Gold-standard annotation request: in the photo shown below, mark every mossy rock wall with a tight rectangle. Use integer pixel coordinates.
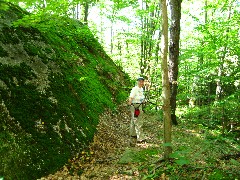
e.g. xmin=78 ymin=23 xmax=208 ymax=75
xmin=0 ymin=2 xmax=130 ymax=179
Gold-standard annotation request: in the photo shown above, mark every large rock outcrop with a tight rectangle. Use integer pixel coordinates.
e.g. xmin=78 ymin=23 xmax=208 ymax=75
xmin=0 ymin=1 xmax=129 ymax=179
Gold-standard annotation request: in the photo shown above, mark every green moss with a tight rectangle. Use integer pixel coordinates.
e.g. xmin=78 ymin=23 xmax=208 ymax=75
xmin=23 ymin=43 xmax=39 ymax=56
xmin=1 ymin=27 xmax=20 ymax=44
xmin=0 ymin=45 xmax=8 ymax=57
xmin=116 ymin=90 xmax=128 ymax=103
xmin=16 ymin=26 xmax=45 ymax=42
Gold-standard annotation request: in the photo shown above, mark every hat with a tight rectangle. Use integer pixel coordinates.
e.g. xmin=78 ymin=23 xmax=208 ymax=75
xmin=137 ymin=77 xmax=145 ymax=81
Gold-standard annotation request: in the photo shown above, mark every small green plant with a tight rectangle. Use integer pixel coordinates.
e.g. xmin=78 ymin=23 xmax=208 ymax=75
xmin=169 ymin=150 xmax=190 ymax=166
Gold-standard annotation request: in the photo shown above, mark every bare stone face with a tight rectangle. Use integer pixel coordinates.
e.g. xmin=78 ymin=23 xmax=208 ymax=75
xmin=0 ymin=40 xmax=61 ymax=94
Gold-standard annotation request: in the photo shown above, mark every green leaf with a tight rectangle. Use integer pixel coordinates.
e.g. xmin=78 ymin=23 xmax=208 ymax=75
xmin=163 ymin=142 xmax=172 ymax=147
xmin=169 ymin=152 xmax=180 ymax=158
xmin=230 ymin=159 xmax=240 ymax=166
xmin=175 ymin=158 xmax=190 ymax=166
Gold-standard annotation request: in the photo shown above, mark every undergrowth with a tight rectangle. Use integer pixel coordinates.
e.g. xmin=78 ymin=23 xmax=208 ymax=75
xmin=136 ymin=104 xmax=240 ymax=179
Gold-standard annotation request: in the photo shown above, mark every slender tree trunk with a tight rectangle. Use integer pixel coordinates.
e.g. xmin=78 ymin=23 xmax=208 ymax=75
xmin=215 ymin=4 xmax=232 ymax=101
xmin=76 ymin=4 xmax=79 ymax=19
xmin=215 ymin=4 xmax=232 ymax=134
xmin=140 ymin=1 xmax=157 ymax=76
xmin=110 ymin=22 xmax=114 ymax=54
xmin=80 ymin=1 xmax=89 ymax=24
xmin=126 ymin=40 xmax=129 ymax=54
xmin=72 ymin=6 xmax=75 ymax=18
xmin=84 ymin=2 xmax=89 ymax=23
xmin=110 ymin=6 xmax=116 ymax=54
xmin=141 ymin=38 xmax=144 ymax=74
xmin=205 ymin=0 xmax=208 ymax=23
xmin=161 ymin=0 xmax=172 ymax=159
xmin=100 ymin=11 xmax=104 ymax=44
xmin=80 ymin=3 xmax=84 ymax=21
xmin=169 ymin=0 xmax=182 ymax=125
xmin=118 ymin=41 xmax=122 ymax=56
xmin=43 ymin=0 xmax=47 ymax=8
xmin=140 ymin=0 xmax=144 ymax=74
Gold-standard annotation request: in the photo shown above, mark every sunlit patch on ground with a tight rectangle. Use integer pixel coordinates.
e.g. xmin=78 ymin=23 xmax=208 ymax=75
xmin=136 ymin=142 xmax=158 ymax=149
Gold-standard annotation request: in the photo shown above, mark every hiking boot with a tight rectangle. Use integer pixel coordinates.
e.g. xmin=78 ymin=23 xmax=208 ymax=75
xmin=137 ymin=139 xmax=146 ymax=143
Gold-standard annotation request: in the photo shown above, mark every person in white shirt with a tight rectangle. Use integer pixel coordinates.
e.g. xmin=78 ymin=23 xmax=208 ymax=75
xmin=128 ymin=77 xmax=145 ymax=143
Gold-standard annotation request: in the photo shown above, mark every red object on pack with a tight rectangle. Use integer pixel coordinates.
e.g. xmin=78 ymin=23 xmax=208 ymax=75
xmin=134 ymin=108 xmax=140 ymax=117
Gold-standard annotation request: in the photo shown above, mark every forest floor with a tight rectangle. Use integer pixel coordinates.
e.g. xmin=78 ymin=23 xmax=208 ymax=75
xmin=40 ymin=105 xmax=240 ymax=180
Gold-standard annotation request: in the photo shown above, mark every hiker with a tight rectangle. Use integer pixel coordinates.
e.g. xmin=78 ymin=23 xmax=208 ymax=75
xmin=128 ymin=77 xmax=146 ymax=143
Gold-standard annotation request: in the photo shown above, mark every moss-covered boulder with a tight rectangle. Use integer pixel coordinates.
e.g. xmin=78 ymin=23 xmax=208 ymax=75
xmin=0 ymin=1 xmax=129 ymax=179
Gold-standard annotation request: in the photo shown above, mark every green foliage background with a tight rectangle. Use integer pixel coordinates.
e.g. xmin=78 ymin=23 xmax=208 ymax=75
xmin=0 ymin=1 xmax=130 ymax=179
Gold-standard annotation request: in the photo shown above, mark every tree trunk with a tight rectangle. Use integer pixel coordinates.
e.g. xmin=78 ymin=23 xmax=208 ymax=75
xmin=84 ymin=2 xmax=89 ymax=24
xmin=140 ymin=0 xmax=144 ymax=74
xmin=140 ymin=1 xmax=160 ymax=76
xmin=161 ymin=0 xmax=172 ymax=159
xmin=43 ymin=0 xmax=47 ymax=8
xmin=215 ymin=4 xmax=232 ymax=101
xmin=80 ymin=1 xmax=89 ymax=24
xmin=169 ymin=0 xmax=182 ymax=125
xmin=76 ymin=4 xmax=79 ymax=19
xmin=205 ymin=0 xmax=208 ymax=23
xmin=72 ymin=4 xmax=75 ymax=18
xmin=110 ymin=24 xmax=114 ymax=54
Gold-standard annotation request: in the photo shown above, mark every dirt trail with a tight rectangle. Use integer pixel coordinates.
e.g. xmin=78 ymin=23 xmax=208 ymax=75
xmin=40 ymin=105 xmax=163 ymax=180
xmin=39 ymin=105 xmax=240 ymax=179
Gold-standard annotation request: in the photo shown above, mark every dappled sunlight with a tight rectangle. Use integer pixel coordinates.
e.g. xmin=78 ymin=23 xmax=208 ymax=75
xmin=1 ymin=0 xmax=239 ymax=179
xmin=183 ymin=129 xmax=204 ymax=139
xmin=136 ymin=142 xmax=158 ymax=149
xmin=110 ymin=174 xmax=136 ymax=179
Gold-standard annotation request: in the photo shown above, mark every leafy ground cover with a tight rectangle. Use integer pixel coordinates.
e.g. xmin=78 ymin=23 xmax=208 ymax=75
xmin=39 ymin=105 xmax=240 ymax=180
